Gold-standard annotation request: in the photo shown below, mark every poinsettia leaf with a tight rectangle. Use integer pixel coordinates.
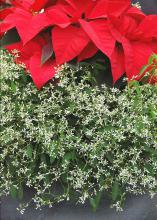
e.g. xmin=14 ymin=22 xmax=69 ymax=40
xmin=110 ymin=46 xmax=125 ymax=83
xmin=46 ymin=8 xmax=70 ymax=28
xmin=126 ymin=7 xmax=145 ymax=21
xmin=0 ymin=28 xmax=21 ymax=49
xmin=88 ymin=0 xmax=107 ymax=19
xmin=2 ymin=8 xmax=59 ymax=45
xmin=12 ymin=0 xmax=32 ymax=9
xmin=107 ymin=0 xmax=130 ymax=17
xmin=139 ymin=15 xmax=157 ymax=38
xmin=52 ymin=26 xmax=90 ymax=64
xmin=41 ymin=41 xmax=53 ymax=65
xmin=129 ymin=42 xmax=153 ymax=79
xmin=15 ymin=10 xmax=52 ymax=45
xmin=29 ymin=54 xmax=57 ymax=89
xmin=78 ymin=42 xmax=98 ymax=62
xmin=30 ymin=0 xmax=49 ymax=12
xmin=79 ymin=19 xmax=115 ymax=58
xmin=0 ymin=7 xmax=13 ymax=20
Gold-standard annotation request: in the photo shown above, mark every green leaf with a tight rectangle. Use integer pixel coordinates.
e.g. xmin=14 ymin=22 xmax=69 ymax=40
xmin=129 ymin=80 xmax=140 ymax=88
xmin=26 ymin=146 xmax=33 ymax=159
xmin=61 ymin=173 xmax=68 ymax=183
xmin=135 ymin=120 xmax=144 ymax=132
xmin=10 ymin=186 xmax=18 ymax=199
xmin=106 ymin=153 xmax=114 ymax=163
xmin=148 ymin=105 xmax=157 ymax=119
xmin=148 ymin=53 xmax=157 ymax=64
xmin=10 ymin=81 xmax=17 ymax=92
xmin=145 ymin=164 xmax=154 ymax=175
xmin=18 ymin=185 xmax=24 ymax=201
xmin=41 ymin=42 xmax=53 ymax=65
xmin=139 ymin=64 xmax=149 ymax=75
xmin=41 ymin=154 xmax=47 ymax=164
xmin=63 ymin=152 xmax=76 ymax=162
xmin=90 ymin=191 xmax=102 ymax=212
xmin=50 ymin=155 xmax=56 ymax=164
xmin=0 ymin=29 xmax=21 ymax=49
xmin=61 ymin=152 xmax=76 ymax=170
xmin=144 ymin=146 xmax=157 ymax=156
xmin=111 ymin=181 xmax=120 ymax=202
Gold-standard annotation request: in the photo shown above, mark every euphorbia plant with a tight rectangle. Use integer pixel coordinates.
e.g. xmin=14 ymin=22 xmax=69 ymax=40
xmin=0 ymin=0 xmax=157 ymax=88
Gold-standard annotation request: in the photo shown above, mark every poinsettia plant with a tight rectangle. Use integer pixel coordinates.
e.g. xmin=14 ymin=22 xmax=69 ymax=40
xmin=0 ymin=0 xmax=157 ymax=89
xmin=130 ymin=53 xmax=157 ymax=85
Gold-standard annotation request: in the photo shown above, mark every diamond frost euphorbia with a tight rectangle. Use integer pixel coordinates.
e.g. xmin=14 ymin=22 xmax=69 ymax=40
xmin=0 ymin=0 xmax=157 ymax=89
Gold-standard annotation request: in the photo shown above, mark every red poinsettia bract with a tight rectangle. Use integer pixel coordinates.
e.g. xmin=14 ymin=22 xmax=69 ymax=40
xmin=6 ymin=33 xmax=57 ymax=89
xmin=0 ymin=0 xmax=157 ymax=89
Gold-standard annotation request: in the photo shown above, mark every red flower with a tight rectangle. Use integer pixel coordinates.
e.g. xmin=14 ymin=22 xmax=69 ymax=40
xmin=6 ymin=34 xmax=57 ymax=89
xmin=80 ymin=1 xmax=157 ymax=82
xmin=107 ymin=7 xmax=157 ymax=82
xmin=0 ymin=0 xmax=68 ymax=44
xmin=50 ymin=0 xmax=123 ymax=64
xmin=1 ymin=0 xmax=157 ymax=89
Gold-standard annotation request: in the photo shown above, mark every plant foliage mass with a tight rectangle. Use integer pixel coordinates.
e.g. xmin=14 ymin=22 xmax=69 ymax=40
xmin=0 ymin=51 xmax=157 ymax=212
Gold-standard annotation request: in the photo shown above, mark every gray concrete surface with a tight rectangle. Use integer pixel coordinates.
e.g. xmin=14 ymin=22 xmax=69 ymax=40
xmin=1 ymin=191 xmax=157 ymax=220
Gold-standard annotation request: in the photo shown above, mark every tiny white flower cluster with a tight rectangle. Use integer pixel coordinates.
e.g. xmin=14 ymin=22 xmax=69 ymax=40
xmin=132 ymin=1 xmax=141 ymax=10
xmin=0 ymin=50 xmax=157 ymax=212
